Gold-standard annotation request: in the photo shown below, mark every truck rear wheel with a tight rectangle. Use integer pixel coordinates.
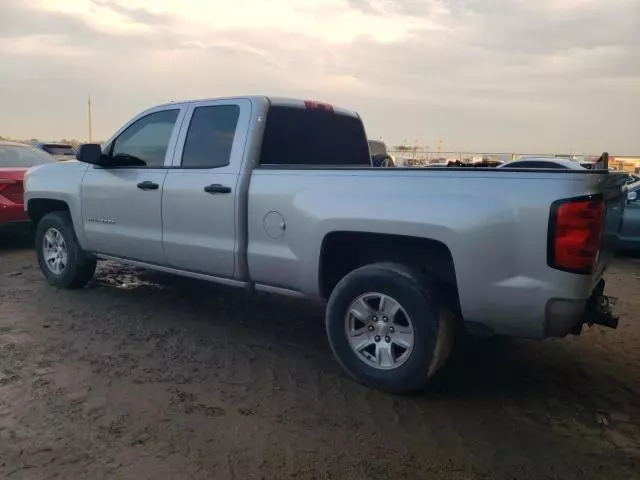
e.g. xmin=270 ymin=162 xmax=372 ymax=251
xmin=326 ymin=263 xmax=453 ymax=393
xmin=35 ymin=211 xmax=96 ymax=289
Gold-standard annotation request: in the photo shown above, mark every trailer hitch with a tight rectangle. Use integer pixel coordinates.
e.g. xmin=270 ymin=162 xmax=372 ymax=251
xmin=573 ymin=280 xmax=619 ymax=334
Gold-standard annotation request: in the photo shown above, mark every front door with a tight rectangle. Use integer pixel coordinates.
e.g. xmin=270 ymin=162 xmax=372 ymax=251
xmin=162 ymin=99 xmax=251 ymax=277
xmin=82 ymin=106 xmax=185 ymax=264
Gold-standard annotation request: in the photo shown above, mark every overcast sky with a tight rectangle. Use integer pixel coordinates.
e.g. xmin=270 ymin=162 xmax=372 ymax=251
xmin=0 ymin=0 xmax=638 ymax=154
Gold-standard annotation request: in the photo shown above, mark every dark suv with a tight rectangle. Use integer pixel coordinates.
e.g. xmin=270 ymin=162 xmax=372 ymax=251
xmin=367 ymin=140 xmax=395 ymax=167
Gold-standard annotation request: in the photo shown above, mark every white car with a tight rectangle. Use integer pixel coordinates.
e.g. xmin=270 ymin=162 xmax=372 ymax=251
xmin=625 ymin=173 xmax=640 ymax=190
xmin=624 ymin=173 xmax=640 ymax=203
xmin=498 ymin=158 xmax=587 ymax=170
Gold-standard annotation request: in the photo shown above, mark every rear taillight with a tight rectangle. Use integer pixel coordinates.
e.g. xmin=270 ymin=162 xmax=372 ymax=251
xmin=548 ymin=197 xmax=605 ymax=274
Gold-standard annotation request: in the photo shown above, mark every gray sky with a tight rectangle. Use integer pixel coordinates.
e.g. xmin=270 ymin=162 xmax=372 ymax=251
xmin=0 ymin=0 xmax=638 ymax=154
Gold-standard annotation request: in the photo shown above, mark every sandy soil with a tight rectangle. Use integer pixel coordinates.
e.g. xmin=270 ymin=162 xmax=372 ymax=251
xmin=0 ymin=234 xmax=639 ymax=479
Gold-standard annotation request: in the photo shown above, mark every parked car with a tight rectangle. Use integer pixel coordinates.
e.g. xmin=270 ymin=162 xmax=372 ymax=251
xmin=24 ymin=96 xmax=627 ymax=393
xmin=498 ymin=158 xmax=586 ymax=170
xmin=618 ymin=199 xmax=640 ymax=252
xmin=624 ymin=173 xmax=640 ymax=202
xmin=627 ymin=173 xmax=640 ymax=184
xmin=34 ymin=143 xmax=76 ymax=161
xmin=0 ymin=141 xmax=56 ymax=229
xmin=368 ymin=140 xmax=395 ymax=167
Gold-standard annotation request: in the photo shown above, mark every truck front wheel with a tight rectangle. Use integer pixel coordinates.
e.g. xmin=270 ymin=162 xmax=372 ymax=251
xmin=35 ymin=211 xmax=97 ymax=289
xmin=326 ymin=263 xmax=453 ymax=393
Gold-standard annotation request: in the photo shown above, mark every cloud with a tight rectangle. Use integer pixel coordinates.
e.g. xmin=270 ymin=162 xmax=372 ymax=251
xmin=92 ymin=0 xmax=170 ymax=25
xmin=343 ymin=0 xmax=381 ymax=14
xmin=0 ymin=0 xmax=637 ymax=154
xmin=344 ymin=0 xmax=442 ymax=17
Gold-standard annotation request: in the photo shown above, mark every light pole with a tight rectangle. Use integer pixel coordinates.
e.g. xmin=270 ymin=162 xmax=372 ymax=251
xmin=87 ymin=95 xmax=93 ymax=143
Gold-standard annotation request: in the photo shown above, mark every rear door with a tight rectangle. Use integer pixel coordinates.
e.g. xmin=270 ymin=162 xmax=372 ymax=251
xmin=161 ymin=99 xmax=251 ymax=277
xmin=81 ymin=106 xmax=186 ymax=263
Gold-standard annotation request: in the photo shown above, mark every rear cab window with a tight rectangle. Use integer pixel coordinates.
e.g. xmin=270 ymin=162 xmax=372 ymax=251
xmin=259 ymin=105 xmax=370 ymax=167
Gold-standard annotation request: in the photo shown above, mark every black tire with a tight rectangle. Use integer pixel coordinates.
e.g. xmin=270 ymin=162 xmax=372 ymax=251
xmin=326 ymin=263 xmax=453 ymax=393
xmin=35 ymin=211 xmax=97 ymax=289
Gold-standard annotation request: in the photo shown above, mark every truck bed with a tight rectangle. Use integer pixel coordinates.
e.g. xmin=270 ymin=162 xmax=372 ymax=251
xmin=246 ymin=167 xmax=626 ymax=338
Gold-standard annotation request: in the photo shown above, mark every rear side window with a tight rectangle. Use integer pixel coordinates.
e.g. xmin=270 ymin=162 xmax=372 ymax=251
xmin=181 ymin=105 xmax=240 ymax=168
xmin=260 ymin=106 xmax=370 ymax=166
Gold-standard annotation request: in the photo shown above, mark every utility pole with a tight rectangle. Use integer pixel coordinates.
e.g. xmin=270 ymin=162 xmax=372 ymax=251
xmin=87 ymin=95 xmax=93 ymax=143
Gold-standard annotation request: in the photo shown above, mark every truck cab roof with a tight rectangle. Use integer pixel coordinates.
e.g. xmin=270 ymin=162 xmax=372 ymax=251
xmin=157 ymin=96 xmax=360 ymax=118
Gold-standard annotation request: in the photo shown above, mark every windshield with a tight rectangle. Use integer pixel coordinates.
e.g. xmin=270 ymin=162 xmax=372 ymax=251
xmin=0 ymin=145 xmax=56 ymax=167
xmin=41 ymin=144 xmax=75 ymax=156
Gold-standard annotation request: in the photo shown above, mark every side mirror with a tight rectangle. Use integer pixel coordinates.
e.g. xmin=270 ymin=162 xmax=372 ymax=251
xmin=76 ymin=143 xmax=104 ymax=165
xmin=628 ymin=191 xmax=637 ymax=203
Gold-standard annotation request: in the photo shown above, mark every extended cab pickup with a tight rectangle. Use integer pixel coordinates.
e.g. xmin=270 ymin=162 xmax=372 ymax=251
xmin=24 ymin=96 xmax=627 ymax=393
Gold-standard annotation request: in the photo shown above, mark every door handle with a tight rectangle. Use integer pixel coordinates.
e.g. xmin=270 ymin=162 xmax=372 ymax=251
xmin=137 ymin=181 xmax=159 ymax=190
xmin=204 ymin=184 xmax=232 ymax=194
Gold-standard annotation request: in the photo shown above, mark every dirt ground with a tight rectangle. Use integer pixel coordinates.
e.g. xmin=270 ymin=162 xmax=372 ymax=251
xmin=0 ymin=235 xmax=639 ymax=480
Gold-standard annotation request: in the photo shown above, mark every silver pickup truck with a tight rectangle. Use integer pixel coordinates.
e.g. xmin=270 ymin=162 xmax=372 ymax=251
xmin=24 ymin=96 xmax=627 ymax=393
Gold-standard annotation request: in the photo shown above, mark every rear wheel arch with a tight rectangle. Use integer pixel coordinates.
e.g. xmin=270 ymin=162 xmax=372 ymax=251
xmin=318 ymin=231 xmax=461 ymax=317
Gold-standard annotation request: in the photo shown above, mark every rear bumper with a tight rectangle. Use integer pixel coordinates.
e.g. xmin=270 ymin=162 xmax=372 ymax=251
xmin=545 ymin=279 xmax=617 ymax=337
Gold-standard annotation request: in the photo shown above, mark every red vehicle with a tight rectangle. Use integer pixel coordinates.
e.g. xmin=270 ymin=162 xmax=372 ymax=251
xmin=0 ymin=141 xmax=56 ymax=228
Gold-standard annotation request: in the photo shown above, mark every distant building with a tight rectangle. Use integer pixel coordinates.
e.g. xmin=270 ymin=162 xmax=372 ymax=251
xmin=610 ymin=156 xmax=640 ymax=173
